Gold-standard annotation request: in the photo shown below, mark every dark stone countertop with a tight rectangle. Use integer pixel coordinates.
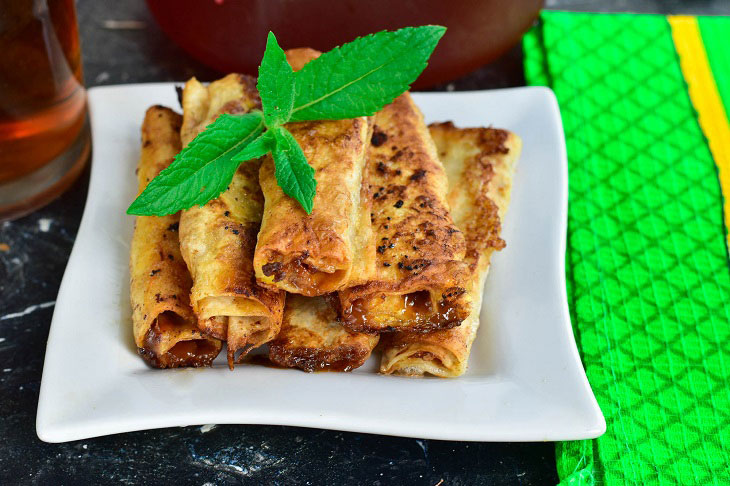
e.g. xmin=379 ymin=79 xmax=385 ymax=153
xmin=1 ymin=0 xmax=727 ymax=484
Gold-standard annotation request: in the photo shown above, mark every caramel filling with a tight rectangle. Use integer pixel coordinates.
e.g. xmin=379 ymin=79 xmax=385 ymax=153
xmin=140 ymin=311 xmax=220 ymax=368
xmin=345 ymin=290 xmax=462 ymax=332
xmin=165 ymin=339 xmax=219 ymax=365
xmin=262 ymin=253 xmax=347 ymax=295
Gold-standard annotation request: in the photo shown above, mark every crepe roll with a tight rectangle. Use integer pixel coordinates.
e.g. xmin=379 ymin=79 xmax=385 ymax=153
xmin=253 ymin=49 xmax=375 ymax=296
xmin=130 ymin=105 xmax=222 ymax=368
xmin=179 ymin=74 xmax=261 ymax=146
xmin=178 ymin=75 xmax=285 ymax=369
xmin=338 ymin=94 xmax=473 ymax=334
xmin=268 ymin=294 xmax=379 ymax=372
xmin=380 ymin=122 xmax=521 ymax=377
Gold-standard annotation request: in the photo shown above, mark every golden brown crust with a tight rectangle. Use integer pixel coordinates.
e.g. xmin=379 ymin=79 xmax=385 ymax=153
xmin=130 ymin=106 xmax=222 ymax=368
xmin=434 ymin=122 xmax=513 ymax=263
xmin=255 ymin=117 xmax=374 ymax=295
xmin=178 ymin=76 xmax=284 ymax=369
xmin=254 ymin=49 xmax=375 ymax=296
xmin=338 ymin=94 xmax=472 ymax=333
xmin=380 ymin=122 xmax=521 ymax=377
xmin=268 ymin=294 xmax=379 ymax=372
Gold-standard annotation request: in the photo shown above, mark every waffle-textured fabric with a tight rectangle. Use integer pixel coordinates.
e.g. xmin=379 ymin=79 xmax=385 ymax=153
xmin=523 ymin=11 xmax=730 ymax=485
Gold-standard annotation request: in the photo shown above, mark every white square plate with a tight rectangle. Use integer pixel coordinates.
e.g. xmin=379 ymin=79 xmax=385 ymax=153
xmin=37 ymin=84 xmax=605 ymax=443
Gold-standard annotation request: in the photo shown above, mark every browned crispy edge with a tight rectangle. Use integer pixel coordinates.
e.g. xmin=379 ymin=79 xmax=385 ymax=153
xmin=255 ymin=117 xmax=371 ymax=295
xmin=268 ymin=294 xmax=377 ymax=372
xmin=432 ymin=121 xmax=509 ymax=266
xmin=138 ymin=338 xmax=221 ymax=368
xmin=268 ymin=340 xmax=375 ymax=372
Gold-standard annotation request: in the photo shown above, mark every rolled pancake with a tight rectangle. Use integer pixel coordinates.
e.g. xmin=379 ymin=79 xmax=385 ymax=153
xmin=130 ymin=105 xmax=222 ymax=368
xmin=254 ymin=49 xmax=375 ymax=296
xmin=338 ymin=94 xmax=472 ymax=334
xmin=261 ymin=49 xmax=379 ymax=372
xmin=268 ymin=294 xmax=379 ymax=372
xmin=178 ymin=74 xmax=285 ymax=369
xmin=380 ymin=122 xmax=521 ymax=377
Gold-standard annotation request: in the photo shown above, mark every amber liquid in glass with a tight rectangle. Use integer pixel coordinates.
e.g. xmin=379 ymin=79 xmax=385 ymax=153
xmin=0 ymin=0 xmax=86 ymax=183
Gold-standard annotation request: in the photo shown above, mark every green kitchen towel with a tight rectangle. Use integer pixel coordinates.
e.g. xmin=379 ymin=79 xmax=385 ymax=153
xmin=523 ymin=11 xmax=730 ymax=485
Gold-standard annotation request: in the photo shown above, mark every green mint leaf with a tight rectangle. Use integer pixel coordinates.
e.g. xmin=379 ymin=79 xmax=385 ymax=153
xmin=231 ymin=130 xmax=274 ymax=162
xmin=271 ymin=126 xmax=316 ymax=214
xmin=127 ymin=112 xmax=264 ymax=216
xmin=289 ymin=25 xmax=445 ymax=122
xmin=258 ymin=31 xmax=295 ymax=126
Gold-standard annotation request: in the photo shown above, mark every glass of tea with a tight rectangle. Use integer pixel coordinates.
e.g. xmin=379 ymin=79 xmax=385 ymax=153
xmin=0 ymin=0 xmax=90 ymax=220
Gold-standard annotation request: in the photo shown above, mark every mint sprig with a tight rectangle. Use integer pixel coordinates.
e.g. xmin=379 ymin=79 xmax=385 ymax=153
xmin=290 ymin=26 xmax=445 ymax=122
xmin=257 ymin=32 xmax=295 ymax=126
xmin=271 ymin=126 xmax=316 ymax=214
xmin=127 ymin=112 xmax=264 ymax=216
xmin=127 ymin=26 xmax=446 ymax=216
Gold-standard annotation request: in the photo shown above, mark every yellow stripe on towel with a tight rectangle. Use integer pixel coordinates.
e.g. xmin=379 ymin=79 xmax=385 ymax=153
xmin=669 ymin=15 xmax=730 ymax=250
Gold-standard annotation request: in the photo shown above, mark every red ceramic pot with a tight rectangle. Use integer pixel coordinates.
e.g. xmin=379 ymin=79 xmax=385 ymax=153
xmin=146 ymin=0 xmax=542 ymax=88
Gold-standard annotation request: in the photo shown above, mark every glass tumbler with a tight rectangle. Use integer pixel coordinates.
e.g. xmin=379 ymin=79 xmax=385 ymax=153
xmin=0 ymin=0 xmax=90 ymax=220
